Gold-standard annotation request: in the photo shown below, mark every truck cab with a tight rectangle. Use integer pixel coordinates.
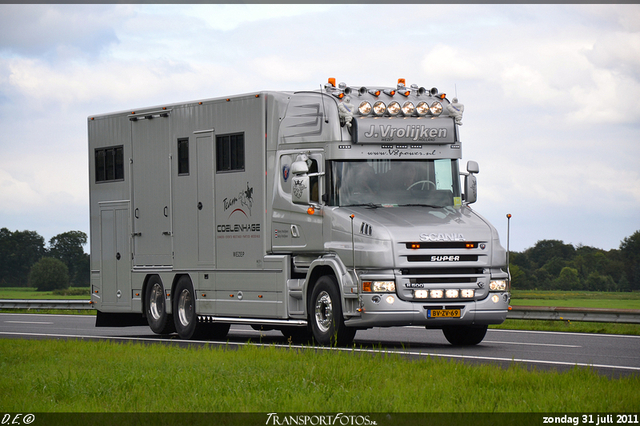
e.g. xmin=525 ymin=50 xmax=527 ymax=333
xmin=270 ymin=79 xmax=510 ymax=345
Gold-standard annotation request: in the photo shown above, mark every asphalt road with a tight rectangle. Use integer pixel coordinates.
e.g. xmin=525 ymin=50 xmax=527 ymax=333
xmin=1 ymin=312 xmax=638 ymax=378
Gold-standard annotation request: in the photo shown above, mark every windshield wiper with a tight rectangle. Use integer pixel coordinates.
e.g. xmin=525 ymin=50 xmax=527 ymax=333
xmin=398 ymin=203 xmax=443 ymax=208
xmin=346 ymin=203 xmax=381 ymax=209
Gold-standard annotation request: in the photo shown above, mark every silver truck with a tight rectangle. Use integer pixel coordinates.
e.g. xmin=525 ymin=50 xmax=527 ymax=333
xmin=88 ymin=78 xmax=510 ymax=346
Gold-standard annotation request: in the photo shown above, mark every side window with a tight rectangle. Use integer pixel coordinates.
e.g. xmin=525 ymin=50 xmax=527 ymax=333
xmin=177 ymin=138 xmax=189 ymax=175
xmin=95 ymin=146 xmax=124 ymax=183
xmin=216 ymin=133 xmax=244 ymax=173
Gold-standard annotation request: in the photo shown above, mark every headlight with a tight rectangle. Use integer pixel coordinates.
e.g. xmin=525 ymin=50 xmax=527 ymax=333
xmin=401 ymin=101 xmax=415 ymax=116
xmin=358 ymin=101 xmax=372 ymax=115
xmin=373 ymin=101 xmax=386 ymax=116
xmin=387 ymin=101 xmax=401 ymax=116
xmin=363 ymin=281 xmax=396 ymax=293
xmin=373 ymin=281 xmax=395 ymax=292
xmin=430 ymin=101 xmax=443 ymax=116
xmin=489 ymin=280 xmax=507 ymax=291
xmin=416 ymin=101 xmax=429 ymax=116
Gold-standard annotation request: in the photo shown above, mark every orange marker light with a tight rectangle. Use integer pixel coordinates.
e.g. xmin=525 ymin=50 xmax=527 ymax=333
xmin=398 ymin=78 xmax=406 ymax=86
xmin=328 ymin=77 xmax=336 ymax=87
xmin=362 ymin=282 xmax=372 ymax=292
xmin=307 ymin=207 xmax=315 ymax=215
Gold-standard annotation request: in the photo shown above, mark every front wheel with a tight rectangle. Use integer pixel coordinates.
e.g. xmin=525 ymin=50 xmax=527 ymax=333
xmin=442 ymin=325 xmax=488 ymax=346
xmin=309 ymin=276 xmax=356 ymax=346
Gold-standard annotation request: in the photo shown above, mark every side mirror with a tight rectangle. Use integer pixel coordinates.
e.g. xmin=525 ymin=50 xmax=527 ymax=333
xmin=464 ymin=160 xmax=479 ymax=204
xmin=464 ymin=174 xmax=477 ymax=204
xmin=292 ymin=175 xmax=311 ymax=205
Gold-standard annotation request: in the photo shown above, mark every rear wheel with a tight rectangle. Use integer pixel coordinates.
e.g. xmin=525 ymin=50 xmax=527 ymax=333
xmin=173 ymin=276 xmax=199 ymax=339
xmin=442 ymin=325 xmax=488 ymax=346
xmin=145 ymin=275 xmax=175 ymax=335
xmin=309 ymin=276 xmax=356 ymax=346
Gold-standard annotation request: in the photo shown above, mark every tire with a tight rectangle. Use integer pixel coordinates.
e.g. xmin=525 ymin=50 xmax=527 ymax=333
xmin=442 ymin=325 xmax=488 ymax=346
xmin=173 ymin=276 xmax=199 ymax=340
xmin=145 ymin=275 xmax=175 ymax=335
xmin=309 ymin=275 xmax=356 ymax=346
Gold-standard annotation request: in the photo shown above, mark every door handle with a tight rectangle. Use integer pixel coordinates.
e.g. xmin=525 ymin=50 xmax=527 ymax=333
xmin=291 ymin=224 xmax=300 ymax=238
xmin=197 ymin=202 xmax=203 ymax=210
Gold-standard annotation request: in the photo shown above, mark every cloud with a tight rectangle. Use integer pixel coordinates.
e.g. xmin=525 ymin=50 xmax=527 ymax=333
xmin=0 ymin=5 xmax=130 ymax=59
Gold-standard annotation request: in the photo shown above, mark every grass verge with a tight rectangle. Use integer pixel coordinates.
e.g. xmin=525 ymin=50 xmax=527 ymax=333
xmin=0 ymin=339 xmax=638 ymax=413
xmin=0 ymin=287 xmax=90 ymax=300
xmin=490 ymin=319 xmax=640 ymax=335
xmin=510 ymin=290 xmax=640 ymax=310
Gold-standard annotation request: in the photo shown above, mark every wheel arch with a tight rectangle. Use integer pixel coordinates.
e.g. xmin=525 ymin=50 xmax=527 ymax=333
xmin=305 ymin=256 xmax=354 ymax=316
xmin=306 ymin=264 xmax=336 ymax=310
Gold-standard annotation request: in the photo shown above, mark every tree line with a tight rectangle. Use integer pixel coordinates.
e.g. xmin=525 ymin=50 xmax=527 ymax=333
xmin=1 ymin=226 xmax=639 ymax=292
xmin=0 ymin=228 xmax=89 ymax=290
xmin=509 ymin=230 xmax=640 ymax=291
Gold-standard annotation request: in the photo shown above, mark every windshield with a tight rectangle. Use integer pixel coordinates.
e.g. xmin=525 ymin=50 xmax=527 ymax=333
xmin=328 ymin=159 xmax=462 ymax=208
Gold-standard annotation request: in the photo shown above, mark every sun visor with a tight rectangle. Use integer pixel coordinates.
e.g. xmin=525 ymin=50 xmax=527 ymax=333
xmin=352 ymin=116 xmax=456 ymax=144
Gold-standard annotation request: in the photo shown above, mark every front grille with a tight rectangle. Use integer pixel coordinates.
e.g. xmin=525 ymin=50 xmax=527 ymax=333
xmin=401 ymin=268 xmax=484 ymax=275
xmin=406 ymin=254 xmax=478 ymax=262
xmin=405 ymin=242 xmax=480 ymax=249
xmin=412 ymin=277 xmax=478 ymax=284
xmin=396 ymin=241 xmax=488 ymax=302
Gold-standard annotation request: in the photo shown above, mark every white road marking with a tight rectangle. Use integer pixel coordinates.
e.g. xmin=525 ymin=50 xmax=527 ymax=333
xmin=484 ymin=340 xmax=581 ymax=348
xmin=4 ymin=321 xmax=54 ymax=325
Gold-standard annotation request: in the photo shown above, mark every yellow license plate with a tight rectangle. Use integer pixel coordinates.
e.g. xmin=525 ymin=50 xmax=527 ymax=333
xmin=428 ymin=309 xmax=461 ymax=318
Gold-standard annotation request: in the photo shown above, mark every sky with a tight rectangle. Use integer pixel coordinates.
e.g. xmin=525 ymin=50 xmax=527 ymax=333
xmin=0 ymin=4 xmax=639 ymax=253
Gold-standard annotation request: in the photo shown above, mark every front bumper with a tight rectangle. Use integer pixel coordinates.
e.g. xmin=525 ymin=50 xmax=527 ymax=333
xmin=344 ymin=291 xmax=510 ymax=328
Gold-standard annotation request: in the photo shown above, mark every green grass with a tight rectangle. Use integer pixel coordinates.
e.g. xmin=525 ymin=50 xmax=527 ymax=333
xmin=510 ymin=290 xmax=640 ymax=310
xmin=0 ymin=287 xmax=90 ymax=300
xmin=490 ymin=319 xmax=640 ymax=335
xmin=0 ymin=339 xmax=637 ymax=413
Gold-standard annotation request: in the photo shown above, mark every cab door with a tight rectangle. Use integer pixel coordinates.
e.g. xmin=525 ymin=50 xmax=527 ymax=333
xmin=272 ymin=150 xmax=324 ymax=252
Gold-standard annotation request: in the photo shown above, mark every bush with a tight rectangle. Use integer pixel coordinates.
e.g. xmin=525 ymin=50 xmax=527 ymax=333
xmin=29 ymin=257 xmax=69 ymax=291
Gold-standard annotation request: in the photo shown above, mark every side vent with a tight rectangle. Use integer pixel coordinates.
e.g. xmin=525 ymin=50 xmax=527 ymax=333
xmin=360 ymin=222 xmax=373 ymax=236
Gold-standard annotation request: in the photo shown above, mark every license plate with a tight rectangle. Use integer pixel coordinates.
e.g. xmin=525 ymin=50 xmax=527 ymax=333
xmin=428 ymin=309 xmax=461 ymax=318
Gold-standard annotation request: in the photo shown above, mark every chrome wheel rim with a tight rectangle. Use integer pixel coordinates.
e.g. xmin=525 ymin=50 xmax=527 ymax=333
xmin=149 ymin=284 xmax=163 ymax=321
xmin=177 ymin=288 xmax=193 ymax=327
xmin=314 ymin=291 xmax=333 ymax=333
